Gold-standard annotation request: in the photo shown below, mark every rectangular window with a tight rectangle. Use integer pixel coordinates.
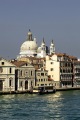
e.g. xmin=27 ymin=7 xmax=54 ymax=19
xmin=9 ymin=68 xmax=12 ymax=73
xmin=41 ymin=84 xmax=44 ymax=86
xmin=21 ymin=70 xmax=22 ymax=76
xmin=60 ymin=69 xmax=62 ymax=73
xmin=2 ymin=62 xmax=4 ymax=65
xmin=9 ymin=80 xmax=12 ymax=87
xmin=41 ymin=73 xmax=44 ymax=76
xmin=45 ymin=73 xmax=47 ymax=76
xmin=31 ymin=71 xmax=32 ymax=76
xmin=50 ymin=68 xmax=53 ymax=71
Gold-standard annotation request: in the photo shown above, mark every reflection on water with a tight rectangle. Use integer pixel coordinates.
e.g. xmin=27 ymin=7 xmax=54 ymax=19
xmin=0 ymin=91 xmax=80 ymax=120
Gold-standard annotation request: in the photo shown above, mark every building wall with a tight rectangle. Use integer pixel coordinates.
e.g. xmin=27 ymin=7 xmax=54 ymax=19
xmin=73 ymin=61 xmax=80 ymax=86
xmin=60 ymin=61 xmax=73 ymax=87
xmin=0 ymin=59 xmax=15 ymax=91
xmin=16 ymin=64 xmax=35 ymax=91
xmin=35 ymin=69 xmax=54 ymax=87
xmin=46 ymin=55 xmax=60 ymax=87
xmin=36 ymin=70 xmax=48 ymax=87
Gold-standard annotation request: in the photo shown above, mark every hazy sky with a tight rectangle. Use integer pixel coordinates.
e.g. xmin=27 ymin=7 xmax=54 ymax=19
xmin=0 ymin=0 xmax=80 ymax=59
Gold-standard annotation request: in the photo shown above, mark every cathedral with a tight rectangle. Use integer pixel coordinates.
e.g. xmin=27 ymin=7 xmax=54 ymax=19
xmin=17 ymin=29 xmax=55 ymax=59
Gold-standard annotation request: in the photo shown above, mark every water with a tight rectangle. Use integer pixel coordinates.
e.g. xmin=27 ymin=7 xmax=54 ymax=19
xmin=0 ymin=91 xmax=80 ymax=120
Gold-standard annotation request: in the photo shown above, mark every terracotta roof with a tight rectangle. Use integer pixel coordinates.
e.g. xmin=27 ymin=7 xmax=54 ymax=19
xmin=11 ymin=61 xmax=27 ymax=67
xmin=34 ymin=66 xmax=39 ymax=70
xmin=74 ymin=60 xmax=80 ymax=63
xmin=55 ymin=53 xmax=64 ymax=56
xmin=50 ymin=52 xmax=77 ymax=59
xmin=68 ymin=55 xmax=77 ymax=59
xmin=20 ymin=56 xmax=45 ymax=60
xmin=49 ymin=52 xmax=64 ymax=56
xmin=48 ymin=78 xmax=53 ymax=81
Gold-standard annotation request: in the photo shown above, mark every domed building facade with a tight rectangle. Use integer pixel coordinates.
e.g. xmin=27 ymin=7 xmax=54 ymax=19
xmin=17 ymin=30 xmax=55 ymax=59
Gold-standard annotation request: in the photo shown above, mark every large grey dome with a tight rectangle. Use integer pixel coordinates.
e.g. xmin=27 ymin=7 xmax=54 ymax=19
xmin=20 ymin=40 xmax=38 ymax=52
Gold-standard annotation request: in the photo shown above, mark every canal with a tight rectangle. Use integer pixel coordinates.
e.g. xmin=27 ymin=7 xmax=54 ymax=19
xmin=0 ymin=90 xmax=80 ymax=120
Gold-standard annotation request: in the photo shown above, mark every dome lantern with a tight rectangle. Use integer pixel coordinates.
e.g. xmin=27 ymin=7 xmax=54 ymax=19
xmin=27 ymin=29 xmax=33 ymax=41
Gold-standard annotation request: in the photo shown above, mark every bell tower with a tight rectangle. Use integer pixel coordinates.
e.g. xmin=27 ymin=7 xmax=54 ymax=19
xmin=50 ymin=40 xmax=55 ymax=55
xmin=41 ymin=38 xmax=46 ymax=51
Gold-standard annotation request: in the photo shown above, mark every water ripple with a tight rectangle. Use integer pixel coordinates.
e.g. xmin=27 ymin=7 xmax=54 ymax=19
xmin=0 ymin=91 xmax=80 ymax=120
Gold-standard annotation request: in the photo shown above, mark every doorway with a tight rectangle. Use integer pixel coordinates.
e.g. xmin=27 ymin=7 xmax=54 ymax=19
xmin=25 ymin=81 xmax=28 ymax=89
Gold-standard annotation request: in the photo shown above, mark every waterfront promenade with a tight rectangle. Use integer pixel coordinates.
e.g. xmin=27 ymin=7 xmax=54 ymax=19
xmin=56 ymin=86 xmax=80 ymax=91
xmin=0 ymin=87 xmax=80 ymax=95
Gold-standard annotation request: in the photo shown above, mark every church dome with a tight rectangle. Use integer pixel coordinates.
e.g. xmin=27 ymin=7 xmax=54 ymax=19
xmin=37 ymin=47 xmax=41 ymax=53
xmin=20 ymin=30 xmax=38 ymax=52
xmin=20 ymin=40 xmax=38 ymax=52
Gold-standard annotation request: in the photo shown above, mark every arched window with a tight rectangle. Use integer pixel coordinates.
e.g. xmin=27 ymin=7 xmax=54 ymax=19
xmin=21 ymin=70 xmax=22 ymax=76
xmin=9 ymin=77 xmax=13 ymax=87
xmin=9 ymin=80 xmax=11 ymax=87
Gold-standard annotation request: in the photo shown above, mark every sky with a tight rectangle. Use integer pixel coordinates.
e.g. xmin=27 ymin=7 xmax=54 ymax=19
xmin=0 ymin=0 xmax=80 ymax=59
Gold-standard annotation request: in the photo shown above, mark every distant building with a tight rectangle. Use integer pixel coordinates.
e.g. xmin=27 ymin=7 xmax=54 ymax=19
xmin=35 ymin=68 xmax=54 ymax=87
xmin=17 ymin=29 xmax=55 ymax=59
xmin=11 ymin=61 xmax=35 ymax=91
xmin=1 ymin=29 xmax=79 ymax=92
xmin=45 ymin=55 xmax=60 ymax=88
xmin=0 ymin=58 xmax=15 ymax=92
xmin=73 ymin=61 xmax=80 ymax=86
xmin=45 ymin=53 xmax=77 ymax=88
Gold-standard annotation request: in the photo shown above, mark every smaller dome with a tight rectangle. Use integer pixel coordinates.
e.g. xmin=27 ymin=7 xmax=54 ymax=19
xmin=37 ymin=47 xmax=41 ymax=53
